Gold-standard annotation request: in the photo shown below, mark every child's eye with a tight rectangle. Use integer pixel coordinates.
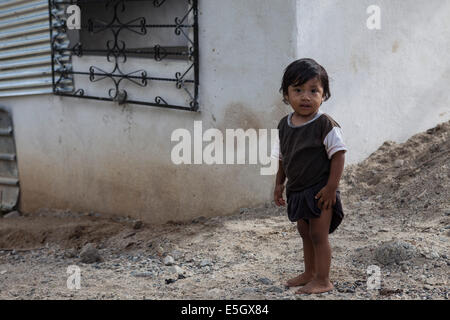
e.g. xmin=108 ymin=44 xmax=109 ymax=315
xmin=311 ymin=89 xmax=318 ymax=93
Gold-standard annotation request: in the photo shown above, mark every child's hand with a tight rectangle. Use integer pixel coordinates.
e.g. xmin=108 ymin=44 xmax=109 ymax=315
xmin=274 ymin=184 xmax=286 ymax=206
xmin=315 ymin=185 xmax=337 ymax=210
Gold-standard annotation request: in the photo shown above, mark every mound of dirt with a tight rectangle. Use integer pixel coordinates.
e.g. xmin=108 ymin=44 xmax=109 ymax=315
xmin=0 ymin=210 xmax=129 ymax=250
xmin=341 ymin=120 xmax=450 ymax=217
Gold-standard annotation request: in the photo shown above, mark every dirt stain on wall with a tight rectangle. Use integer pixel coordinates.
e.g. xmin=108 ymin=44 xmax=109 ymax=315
xmin=350 ymin=53 xmax=370 ymax=74
xmin=221 ymin=103 xmax=263 ymax=131
xmin=392 ymin=40 xmax=400 ymax=53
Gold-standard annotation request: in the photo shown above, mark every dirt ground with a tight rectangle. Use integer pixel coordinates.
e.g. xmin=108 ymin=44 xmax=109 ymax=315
xmin=0 ymin=120 xmax=448 ymax=300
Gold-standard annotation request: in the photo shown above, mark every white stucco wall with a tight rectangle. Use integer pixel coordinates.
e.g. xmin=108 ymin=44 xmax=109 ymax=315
xmin=0 ymin=0 xmax=297 ymax=221
xmin=297 ymin=0 xmax=450 ymax=164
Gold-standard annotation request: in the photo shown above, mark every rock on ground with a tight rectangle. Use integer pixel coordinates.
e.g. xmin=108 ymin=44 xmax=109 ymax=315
xmin=374 ymin=240 xmax=418 ymax=265
xmin=163 ymin=256 xmax=175 ymax=266
xmin=79 ymin=243 xmax=102 ymax=264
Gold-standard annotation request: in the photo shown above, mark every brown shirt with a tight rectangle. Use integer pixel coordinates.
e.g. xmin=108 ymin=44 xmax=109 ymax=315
xmin=276 ymin=111 xmax=347 ymax=197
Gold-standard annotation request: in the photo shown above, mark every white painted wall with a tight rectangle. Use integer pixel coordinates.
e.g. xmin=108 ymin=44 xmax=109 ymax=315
xmin=297 ymin=0 xmax=450 ymax=164
xmin=0 ymin=0 xmax=297 ymax=221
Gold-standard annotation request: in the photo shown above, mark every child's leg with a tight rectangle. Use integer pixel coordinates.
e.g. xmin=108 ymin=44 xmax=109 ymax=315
xmin=286 ymin=219 xmax=315 ymax=287
xmin=297 ymin=207 xmax=334 ymax=294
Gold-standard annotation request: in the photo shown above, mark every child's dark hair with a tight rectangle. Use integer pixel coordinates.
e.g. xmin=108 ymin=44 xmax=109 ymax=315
xmin=280 ymin=58 xmax=331 ymax=104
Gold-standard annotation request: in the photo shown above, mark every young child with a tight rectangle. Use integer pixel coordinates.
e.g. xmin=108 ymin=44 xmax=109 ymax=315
xmin=272 ymin=58 xmax=347 ymax=294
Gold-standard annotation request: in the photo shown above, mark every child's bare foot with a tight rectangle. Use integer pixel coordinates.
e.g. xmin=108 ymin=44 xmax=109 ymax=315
xmin=285 ymin=273 xmax=315 ymax=287
xmin=295 ymin=278 xmax=334 ymax=294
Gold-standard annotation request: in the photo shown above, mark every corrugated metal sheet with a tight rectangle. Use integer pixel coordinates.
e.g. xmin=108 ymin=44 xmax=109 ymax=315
xmin=0 ymin=107 xmax=19 ymax=212
xmin=0 ymin=0 xmax=72 ymax=97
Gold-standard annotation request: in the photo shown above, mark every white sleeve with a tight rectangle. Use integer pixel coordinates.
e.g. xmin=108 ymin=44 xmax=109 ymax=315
xmin=323 ymin=127 xmax=348 ymax=159
xmin=271 ymin=134 xmax=283 ymax=160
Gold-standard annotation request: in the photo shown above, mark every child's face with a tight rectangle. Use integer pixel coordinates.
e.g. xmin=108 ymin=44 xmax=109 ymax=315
xmin=284 ymin=76 xmax=324 ymax=118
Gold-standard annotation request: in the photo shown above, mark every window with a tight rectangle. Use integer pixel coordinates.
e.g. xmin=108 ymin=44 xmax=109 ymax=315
xmin=49 ymin=0 xmax=199 ymax=111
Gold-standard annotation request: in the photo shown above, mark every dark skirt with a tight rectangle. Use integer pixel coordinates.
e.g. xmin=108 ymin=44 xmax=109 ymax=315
xmin=287 ymin=178 xmax=344 ymax=234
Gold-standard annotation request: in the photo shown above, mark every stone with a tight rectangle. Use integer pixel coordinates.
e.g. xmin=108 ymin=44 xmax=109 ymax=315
xmin=200 ymin=259 xmax=212 ymax=267
xmin=168 ymin=265 xmax=184 ymax=275
xmin=374 ymin=240 xmax=418 ymax=265
xmin=163 ymin=256 xmax=175 ymax=266
xmin=3 ymin=211 xmax=21 ymax=218
xmin=394 ymin=159 xmax=404 ymax=168
xmin=207 ymin=288 xmax=224 ymax=296
xmin=131 ymin=271 xmax=153 ymax=278
xmin=239 ymin=208 xmax=249 ymax=214
xmin=242 ymin=288 xmax=257 ymax=294
xmin=258 ymin=277 xmax=273 ymax=285
xmin=79 ymin=243 xmax=102 ymax=264
xmin=266 ymin=286 xmax=284 ymax=293
xmin=428 ymin=251 xmax=440 ymax=260
xmin=155 ymin=245 xmax=165 ymax=257
xmin=165 ymin=278 xmax=177 ymax=284
xmin=133 ymin=220 xmax=143 ymax=230
xmin=379 ymin=288 xmax=403 ymax=296
xmin=191 ymin=216 xmax=207 ymax=224
xmin=171 ymin=250 xmax=183 ymax=260
xmin=64 ymin=249 xmax=78 ymax=259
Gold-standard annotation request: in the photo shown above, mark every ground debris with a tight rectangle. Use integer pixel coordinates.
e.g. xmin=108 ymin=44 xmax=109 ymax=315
xmin=0 ymin=121 xmax=449 ymax=300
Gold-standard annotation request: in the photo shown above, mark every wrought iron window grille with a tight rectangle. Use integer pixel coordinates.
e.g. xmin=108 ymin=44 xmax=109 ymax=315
xmin=48 ymin=0 xmax=199 ymax=111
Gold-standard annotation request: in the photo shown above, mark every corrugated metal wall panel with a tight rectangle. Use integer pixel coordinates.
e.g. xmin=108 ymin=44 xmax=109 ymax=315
xmin=0 ymin=1 xmax=48 ymax=19
xmin=0 ymin=43 xmax=51 ymax=59
xmin=0 ymin=55 xmax=50 ymax=69
xmin=0 ymin=33 xmax=49 ymax=50
xmin=0 ymin=0 xmax=71 ymax=97
xmin=0 ymin=66 xmax=51 ymax=80
xmin=0 ymin=87 xmax=53 ymax=97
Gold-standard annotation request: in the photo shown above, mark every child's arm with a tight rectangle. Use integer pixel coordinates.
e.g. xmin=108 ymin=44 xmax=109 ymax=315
xmin=315 ymin=150 xmax=346 ymax=210
xmin=274 ymin=160 xmax=286 ymax=206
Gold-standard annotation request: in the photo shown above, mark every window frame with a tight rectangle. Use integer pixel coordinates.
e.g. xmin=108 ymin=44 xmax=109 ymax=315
xmin=48 ymin=0 xmax=199 ymax=111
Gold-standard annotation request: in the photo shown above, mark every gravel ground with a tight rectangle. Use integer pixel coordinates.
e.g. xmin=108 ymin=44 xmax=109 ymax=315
xmin=0 ymin=121 xmax=448 ymax=300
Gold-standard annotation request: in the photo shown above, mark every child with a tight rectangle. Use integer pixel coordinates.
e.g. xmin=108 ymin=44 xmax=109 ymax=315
xmin=272 ymin=58 xmax=347 ymax=294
